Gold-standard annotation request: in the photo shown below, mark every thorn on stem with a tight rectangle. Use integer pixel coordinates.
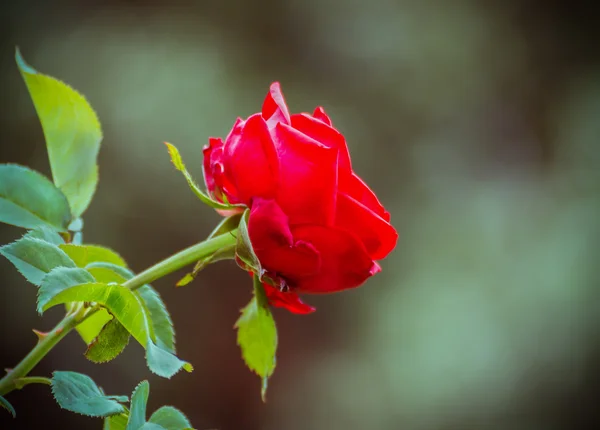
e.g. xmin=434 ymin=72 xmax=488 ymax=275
xmin=32 ymin=329 xmax=48 ymax=342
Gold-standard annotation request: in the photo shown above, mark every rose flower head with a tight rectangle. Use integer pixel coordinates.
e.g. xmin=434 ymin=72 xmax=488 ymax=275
xmin=203 ymin=82 xmax=398 ymax=314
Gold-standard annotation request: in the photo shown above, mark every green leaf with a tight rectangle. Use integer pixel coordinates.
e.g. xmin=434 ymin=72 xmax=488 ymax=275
xmin=43 ymin=283 xmax=153 ymax=344
xmin=0 ymin=236 xmax=76 ymax=285
xmin=59 ymin=244 xmax=127 ymax=268
xmin=43 ymin=282 xmax=191 ymax=378
xmin=126 ymin=381 xmax=149 ymax=430
xmin=104 ymin=412 xmax=129 ymax=430
xmin=76 ymin=309 xmax=113 ymax=344
xmin=16 ymin=49 xmax=102 ymax=218
xmin=139 ymin=424 xmax=165 ymax=430
xmin=137 ymin=286 xmax=175 ymax=353
xmin=37 ymin=267 xmax=95 ymax=313
xmin=76 ymin=263 xmax=127 ymax=345
xmin=235 ymin=275 xmax=278 ymax=401
xmin=87 ymin=263 xmax=176 ymax=354
xmin=149 ymin=406 xmax=191 ymax=430
xmin=85 ymin=317 xmax=131 ymax=363
xmin=164 ymin=142 xmax=243 ymax=211
xmin=0 ymin=395 xmax=16 ymax=418
xmin=235 ymin=210 xmax=262 ymax=275
xmin=25 ymin=225 xmax=66 ymax=245
xmin=68 ymin=217 xmax=84 ymax=232
xmin=0 ymin=164 xmax=71 ymax=231
xmin=87 ymin=264 xmax=129 ymax=284
xmin=51 ymin=371 xmax=126 ymax=417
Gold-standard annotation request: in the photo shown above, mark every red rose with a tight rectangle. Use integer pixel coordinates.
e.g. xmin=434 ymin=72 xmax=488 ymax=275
xmin=203 ymin=83 xmax=398 ymax=314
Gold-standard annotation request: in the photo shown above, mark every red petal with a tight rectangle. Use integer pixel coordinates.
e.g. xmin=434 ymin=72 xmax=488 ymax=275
xmin=290 ymin=225 xmax=376 ymax=294
xmin=262 ymin=283 xmax=316 ymax=314
xmin=312 ymin=106 xmax=332 ymax=126
xmin=290 ymin=113 xmax=352 ymax=174
xmin=335 ymin=192 xmax=398 ymax=260
xmin=262 ymin=82 xmax=291 ymax=127
xmin=340 ymin=173 xmax=391 ymax=222
xmin=202 ymin=137 xmax=223 ymax=195
xmin=248 ymin=198 xmax=321 ymax=278
xmin=272 ymin=123 xmax=338 ymax=225
xmin=222 ymin=114 xmax=279 ymax=204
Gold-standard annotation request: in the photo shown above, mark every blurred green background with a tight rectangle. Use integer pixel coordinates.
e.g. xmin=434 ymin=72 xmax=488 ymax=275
xmin=1 ymin=1 xmax=599 ymax=429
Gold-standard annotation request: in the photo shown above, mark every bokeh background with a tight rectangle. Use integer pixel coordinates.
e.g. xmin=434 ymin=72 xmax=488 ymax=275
xmin=1 ymin=1 xmax=599 ymax=429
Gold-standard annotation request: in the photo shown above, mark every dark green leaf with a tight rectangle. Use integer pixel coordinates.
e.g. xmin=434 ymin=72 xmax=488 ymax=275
xmin=235 ymin=276 xmax=277 ymax=401
xmin=0 ymin=164 xmax=71 ymax=231
xmin=126 ymin=381 xmax=149 ymax=430
xmin=0 ymin=236 xmax=76 ymax=285
xmin=149 ymin=406 xmax=191 ymax=430
xmin=164 ymin=142 xmax=243 ymax=211
xmin=59 ymin=244 xmax=127 ymax=268
xmin=43 ymin=283 xmax=191 ymax=378
xmin=37 ymin=267 xmax=95 ymax=313
xmin=16 ymin=49 xmax=102 ymax=218
xmin=0 ymin=395 xmax=16 ymax=418
xmin=51 ymin=371 xmax=126 ymax=417
xmin=85 ymin=317 xmax=130 ymax=363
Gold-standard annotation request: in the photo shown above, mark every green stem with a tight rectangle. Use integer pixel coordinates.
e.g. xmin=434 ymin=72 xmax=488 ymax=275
xmin=122 ymin=231 xmax=237 ymax=290
xmin=14 ymin=376 xmax=52 ymax=388
xmin=0 ymin=231 xmax=238 ymax=396
xmin=0 ymin=312 xmax=79 ymax=396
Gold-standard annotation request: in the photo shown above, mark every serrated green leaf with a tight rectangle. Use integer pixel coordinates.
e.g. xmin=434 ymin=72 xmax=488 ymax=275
xmin=149 ymin=406 xmax=191 ymax=430
xmin=85 ymin=317 xmax=130 ymax=363
xmin=126 ymin=381 xmax=149 ymax=430
xmin=137 ymin=286 xmax=175 ymax=353
xmin=16 ymin=49 xmax=102 ymax=218
xmin=87 ymin=263 xmax=176 ymax=354
xmin=43 ymin=283 xmax=154 ymax=345
xmin=0 ymin=236 xmax=76 ymax=285
xmin=236 ymin=276 xmax=277 ymax=401
xmin=37 ymin=267 xmax=95 ymax=313
xmin=59 ymin=244 xmax=127 ymax=268
xmin=164 ymin=142 xmax=243 ymax=211
xmin=0 ymin=164 xmax=72 ymax=231
xmin=72 ymin=264 xmax=125 ymax=346
xmin=25 ymin=225 xmax=66 ymax=245
xmin=87 ymin=265 xmax=128 ymax=284
xmin=0 ymin=394 xmax=16 ymax=418
xmin=43 ymin=283 xmax=190 ymax=378
xmin=51 ymin=371 xmax=126 ymax=417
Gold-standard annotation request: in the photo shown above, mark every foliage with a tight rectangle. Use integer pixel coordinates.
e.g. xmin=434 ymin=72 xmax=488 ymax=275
xmin=0 ymin=49 xmax=280 ymax=430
